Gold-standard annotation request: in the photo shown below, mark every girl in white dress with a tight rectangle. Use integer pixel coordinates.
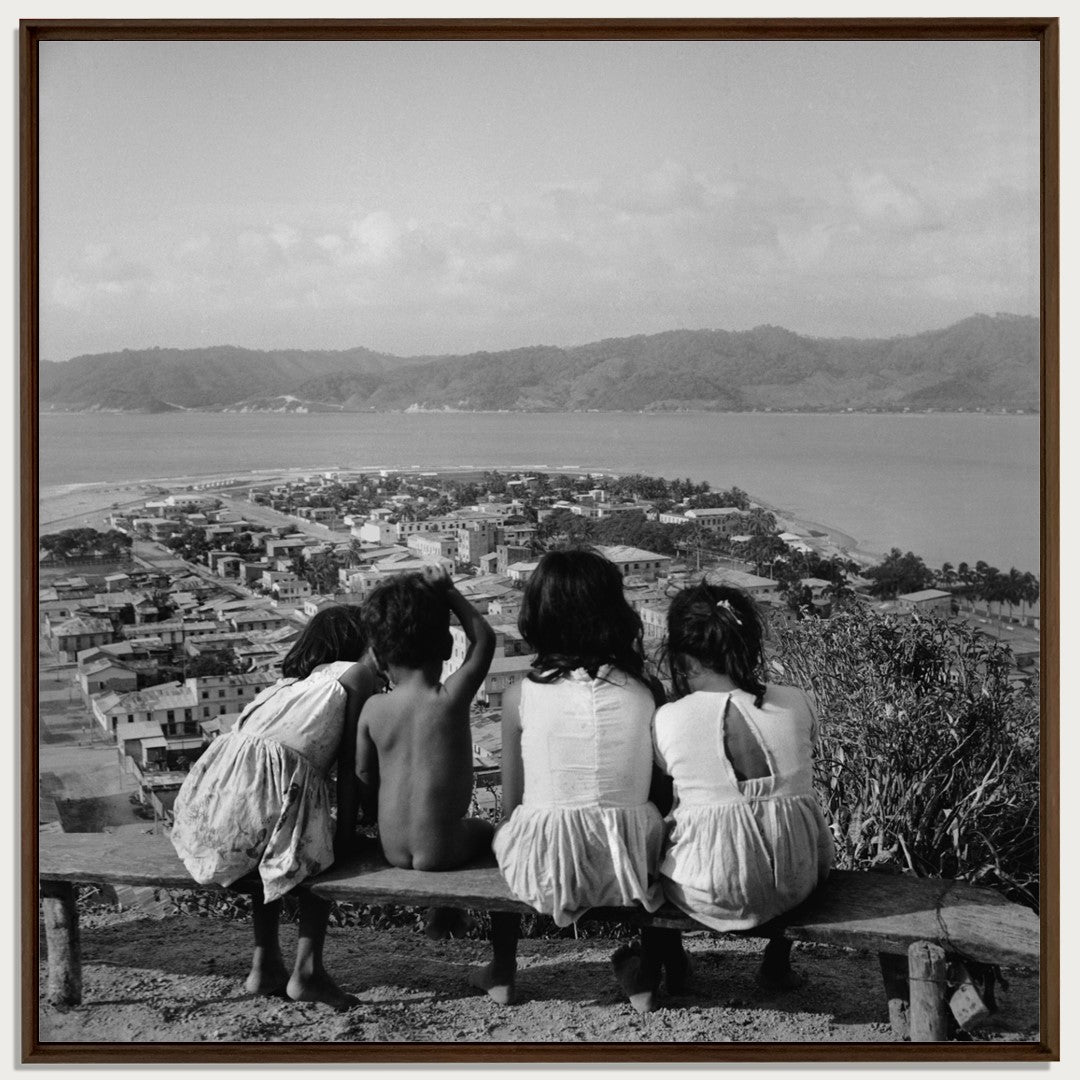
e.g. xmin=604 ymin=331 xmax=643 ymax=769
xmin=644 ymin=583 xmax=834 ymax=997
xmin=170 ymin=605 xmax=381 ymax=1010
xmin=474 ymin=547 xmax=667 ymax=1007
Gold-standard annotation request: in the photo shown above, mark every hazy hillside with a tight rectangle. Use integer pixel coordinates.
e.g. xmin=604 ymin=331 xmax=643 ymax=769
xmin=38 ymin=344 xmax=419 ymax=411
xmin=38 ymin=314 xmax=1038 ymax=413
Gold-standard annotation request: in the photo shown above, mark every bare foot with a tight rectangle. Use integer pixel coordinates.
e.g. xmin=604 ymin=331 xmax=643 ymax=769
xmin=468 ymin=962 xmax=517 ymax=1006
xmin=611 ymin=944 xmax=658 ymax=1014
xmin=287 ymin=970 xmax=359 ymax=1012
xmin=244 ymin=959 xmax=290 ymax=998
xmin=425 ymin=906 xmax=476 ymax=941
xmin=757 ymin=965 xmax=807 ymax=993
xmin=664 ymin=948 xmax=693 ymax=995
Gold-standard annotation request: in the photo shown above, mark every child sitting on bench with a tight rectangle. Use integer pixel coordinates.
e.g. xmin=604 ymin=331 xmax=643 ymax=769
xmin=170 ymin=605 xmax=381 ymax=1011
xmin=640 ymin=583 xmax=835 ymax=1005
xmin=357 ymin=564 xmax=496 ymax=935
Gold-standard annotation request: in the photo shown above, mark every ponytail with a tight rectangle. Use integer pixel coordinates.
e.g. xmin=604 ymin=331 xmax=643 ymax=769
xmin=665 ymin=584 xmax=767 ymax=706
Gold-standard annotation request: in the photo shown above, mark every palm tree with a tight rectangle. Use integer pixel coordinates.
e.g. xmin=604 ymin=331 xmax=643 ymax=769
xmin=1021 ymin=572 xmax=1040 ymax=607
xmin=1000 ymin=567 xmax=1028 ymax=624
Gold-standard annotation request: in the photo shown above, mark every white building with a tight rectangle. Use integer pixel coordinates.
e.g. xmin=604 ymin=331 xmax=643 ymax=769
xmin=595 ymin=545 xmax=671 ymax=582
xmin=683 ymin=507 xmax=744 ymax=536
xmin=897 ymin=589 xmax=953 ymax=616
xmin=704 ymin=567 xmax=780 ymax=597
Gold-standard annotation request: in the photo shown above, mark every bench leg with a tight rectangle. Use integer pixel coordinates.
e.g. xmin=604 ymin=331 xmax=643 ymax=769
xmin=41 ymin=882 xmax=82 ymax=1007
xmin=878 ymin=952 xmax=910 ymax=1039
xmin=907 ymin=941 xmax=948 ymax=1042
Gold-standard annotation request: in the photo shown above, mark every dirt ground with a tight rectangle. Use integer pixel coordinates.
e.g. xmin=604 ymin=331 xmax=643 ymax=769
xmin=38 ymin=907 xmax=1039 ymax=1046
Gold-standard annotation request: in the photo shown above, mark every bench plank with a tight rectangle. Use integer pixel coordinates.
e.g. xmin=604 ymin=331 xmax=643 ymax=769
xmin=38 ymin=833 xmax=1038 ymax=968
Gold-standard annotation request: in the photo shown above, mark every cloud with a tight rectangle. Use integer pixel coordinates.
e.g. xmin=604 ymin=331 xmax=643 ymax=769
xmin=41 ymin=159 xmax=1038 ymax=354
xmin=51 ymin=244 xmax=153 ymax=310
xmin=602 ymin=160 xmax=708 ymax=216
xmin=347 ymin=212 xmax=402 ymax=264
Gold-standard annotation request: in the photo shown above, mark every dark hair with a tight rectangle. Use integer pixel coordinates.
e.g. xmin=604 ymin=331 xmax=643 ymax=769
xmin=518 ymin=546 xmax=649 ymax=686
xmin=362 ymin=572 xmax=450 ymax=669
xmin=665 ymin=583 xmax=767 ymax=706
xmin=280 ymin=604 xmax=367 ymax=679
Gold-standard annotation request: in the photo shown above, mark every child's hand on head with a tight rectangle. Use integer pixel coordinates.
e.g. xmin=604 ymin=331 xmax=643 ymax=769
xmin=420 ymin=564 xmax=452 ymax=592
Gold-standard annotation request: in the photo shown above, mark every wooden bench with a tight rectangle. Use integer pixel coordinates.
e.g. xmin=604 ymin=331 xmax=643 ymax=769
xmin=38 ymin=832 xmax=1039 ymax=1042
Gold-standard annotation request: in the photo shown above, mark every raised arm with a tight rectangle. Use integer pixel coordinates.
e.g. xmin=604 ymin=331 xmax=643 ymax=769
xmin=424 ymin=568 xmax=496 ymax=706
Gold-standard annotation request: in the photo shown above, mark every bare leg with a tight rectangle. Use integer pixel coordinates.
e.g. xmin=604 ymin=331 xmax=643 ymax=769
xmin=245 ymin=890 xmax=288 ymax=997
xmin=611 ymin=940 xmax=658 ymax=1015
xmin=424 ymin=906 xmax=477 ymax=940
xmin=642 ymin=927 xmax=691 ymax=994
xmin=413 ymin=817 xmax=494 ymax=871
xmin=469 ymin=911 xmax=519 ymax=1005
xmin=286 ymin=889 xmax=357 ymax=1011
xmin=759 ymin=935 xmax=804 ymax=991
xmin=415 ymin=818 xmax=494 ymax=941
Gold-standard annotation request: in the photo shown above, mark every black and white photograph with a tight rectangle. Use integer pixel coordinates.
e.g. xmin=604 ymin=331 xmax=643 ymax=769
xmin=23 ymin=20 xmax=1054 ymax=1061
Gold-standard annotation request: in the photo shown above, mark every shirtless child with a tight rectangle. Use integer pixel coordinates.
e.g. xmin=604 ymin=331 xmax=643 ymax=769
xmin=357 ymin=565 xmax=496 ymax=933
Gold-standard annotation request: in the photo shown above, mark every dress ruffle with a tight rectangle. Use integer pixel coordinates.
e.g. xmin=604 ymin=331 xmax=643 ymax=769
xmin=493 ymin=803 xmax=665 ymax=927
xmin=660 ymin=791 xmax=834 ymax=931
xmin=170 ymin=731 xmax=334 ymax=902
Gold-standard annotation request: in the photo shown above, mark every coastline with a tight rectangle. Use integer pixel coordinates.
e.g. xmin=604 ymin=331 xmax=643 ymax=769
xmin=38 ymin=466 xmax=881 ymax=569
xmin=749 ymin=496 xmax=884 ymax=568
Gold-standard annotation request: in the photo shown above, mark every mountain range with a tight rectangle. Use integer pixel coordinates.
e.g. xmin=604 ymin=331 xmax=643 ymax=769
xmin=38 ymin=314 xmax=1038 ymax=414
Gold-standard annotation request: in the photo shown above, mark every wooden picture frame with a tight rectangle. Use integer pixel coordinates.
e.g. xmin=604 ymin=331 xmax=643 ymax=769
xmin=20 ymin=16 xmax=1059 ymax=1064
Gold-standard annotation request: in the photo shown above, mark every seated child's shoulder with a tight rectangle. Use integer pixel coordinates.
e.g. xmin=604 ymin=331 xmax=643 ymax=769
xmin=359 ymin=690 xmax=393 ymax=720
xmin=337 ymin=661 xmax=374 ymax=693
xmin=653 ymin=694 xmax=693 ymax=726
xmin=762 ymin=683 xmax=814 ymax=714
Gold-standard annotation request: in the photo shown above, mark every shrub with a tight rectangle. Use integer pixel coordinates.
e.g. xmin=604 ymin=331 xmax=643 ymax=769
xmin=771 ymin=608 xmax=1039 ymax=908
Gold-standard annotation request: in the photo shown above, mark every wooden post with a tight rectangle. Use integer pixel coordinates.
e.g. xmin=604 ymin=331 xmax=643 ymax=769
xmin=41 ymin=881 xmax=82 ymax=1007
xmin=878 ymin=952 xmax=910 ymax=1039
xmin=907 ymin=940 xmax=948 ymax=1042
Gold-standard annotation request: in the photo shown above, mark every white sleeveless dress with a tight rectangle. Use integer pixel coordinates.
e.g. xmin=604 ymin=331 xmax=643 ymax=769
xmin=170 ymin=661 xmax=356 ymax=901
xmin=653 ymin=686 xmax=834 ymax=931
xmin=493 ymin=667 xmax=665 ymax=927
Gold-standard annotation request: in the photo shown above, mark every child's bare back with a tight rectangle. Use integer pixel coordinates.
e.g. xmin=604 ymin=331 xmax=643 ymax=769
xmin=360 ymin=677 xmax=492 ymax=870
xmin=358 ymin=565 xmax=495 ymax=873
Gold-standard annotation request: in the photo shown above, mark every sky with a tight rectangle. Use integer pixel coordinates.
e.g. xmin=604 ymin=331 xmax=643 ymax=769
xmin=38 ymin=38 xmax=1040 ymax=361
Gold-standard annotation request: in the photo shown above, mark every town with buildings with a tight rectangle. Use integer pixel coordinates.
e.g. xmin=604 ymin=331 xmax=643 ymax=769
xmin=38 ymin=467 xmax=1040 ymax=841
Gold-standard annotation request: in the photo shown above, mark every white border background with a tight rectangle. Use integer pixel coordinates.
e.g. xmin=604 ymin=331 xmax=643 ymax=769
xmin=4 ymin=2 xmax=1072 ymax=1076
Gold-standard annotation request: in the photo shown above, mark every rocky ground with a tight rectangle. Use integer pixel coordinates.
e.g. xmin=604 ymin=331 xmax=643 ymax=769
xmin=38 ymin=907 xmax=1039 ymax=1046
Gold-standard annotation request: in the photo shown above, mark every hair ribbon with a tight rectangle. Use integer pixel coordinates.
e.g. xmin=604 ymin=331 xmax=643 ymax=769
xmin=715 ymin=598 xmax=743 ymax=625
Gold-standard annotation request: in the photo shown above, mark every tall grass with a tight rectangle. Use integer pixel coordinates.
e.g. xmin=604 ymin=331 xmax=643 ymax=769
xmin=772 ymin=609 xmax=1039 ymax=909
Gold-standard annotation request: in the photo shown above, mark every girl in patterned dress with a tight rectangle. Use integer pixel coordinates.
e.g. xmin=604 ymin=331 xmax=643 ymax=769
xmin=170 ymin=605 xmax=380 ymax=1010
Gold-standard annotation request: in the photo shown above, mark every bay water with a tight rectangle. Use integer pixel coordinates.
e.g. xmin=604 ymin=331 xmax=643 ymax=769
xmin=38 ymin=411 xmax=1040 ymax=573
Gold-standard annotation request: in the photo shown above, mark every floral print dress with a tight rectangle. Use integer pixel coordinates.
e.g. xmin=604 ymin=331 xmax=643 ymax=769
xmin=170 ymin=661 xmax=355 ymax=902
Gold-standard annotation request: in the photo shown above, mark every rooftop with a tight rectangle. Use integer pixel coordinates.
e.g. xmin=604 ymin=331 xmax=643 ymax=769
xmin=704 ymin=568 xmax=778 ymax=589
xmin=51 ymin=616 xmax=113 ymax=636
xmin=80 ymin=658 xmax=136 ymax=677
xmin=230 ymin=610 xmax=288 ymax=623
xmin=596 ymin=544 xmax=669 ymax=563
xmin=488 ymin=654 xmax=537 ymax=674
xmin=99 ymin=683 xmax=197 ymax=712
xmin=898 ymin=589 xmax=953 ymax=602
